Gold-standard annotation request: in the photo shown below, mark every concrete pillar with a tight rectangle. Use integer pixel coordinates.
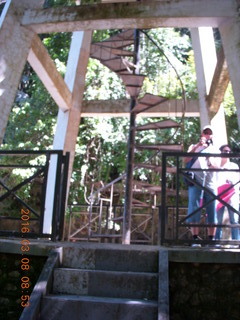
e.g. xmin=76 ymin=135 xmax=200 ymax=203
xmin=43 ymin=30 xmax=92 ymax=234
xmin=0 ymin=0 xmax=44 ymax=142
xmin=191 ymin=27 xmax=227 ymax=146
xmin=219 ymin=19 xmax=240 ymax=130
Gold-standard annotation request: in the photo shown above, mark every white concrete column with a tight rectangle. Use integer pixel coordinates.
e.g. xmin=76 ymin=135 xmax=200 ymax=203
xmin=43 ymin=30 xmax=92 ymax=234
xmin=211 ymin=104 xmax=227 ymax=148
xmin=191 ymin=27 xmax=227 ymax=146
xmin=219 ymin=19 xmax=240 ymax=130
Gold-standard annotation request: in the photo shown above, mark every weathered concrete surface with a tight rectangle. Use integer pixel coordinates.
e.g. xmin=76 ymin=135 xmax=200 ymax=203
xmin=28 ymin=34 xmax=72 ymax=112
xmin=81 ymin=99 xmax=200 ymax=117
xmin=0 ymin=0 xmax=44 ymax=143
xmin=40 ymin=295 xmax=158 ymax=320
xmin=22 ymin=0 xmax=236 ymax=34
xmin=1 ymin=239 xmax=240 ymax=320
xmin=61 ymin=244 xmax=159 ymax=272
xmin=53 ymin=268 xmax=158 ymax=299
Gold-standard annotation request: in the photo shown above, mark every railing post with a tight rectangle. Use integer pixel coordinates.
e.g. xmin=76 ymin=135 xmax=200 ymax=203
xmin=58 ymin=152 xmax=70 ymax=240
xmin=160 ymin=152 xmax=167 ymax=245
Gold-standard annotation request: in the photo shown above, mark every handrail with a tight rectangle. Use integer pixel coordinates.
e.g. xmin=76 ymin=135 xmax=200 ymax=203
xmin=161 ymin=151 xmax=240 ymax=246
xmin=0 ymin=150 xmax=69 ymax=240
xmin=19 ymin=248 xmax=62 ymax=320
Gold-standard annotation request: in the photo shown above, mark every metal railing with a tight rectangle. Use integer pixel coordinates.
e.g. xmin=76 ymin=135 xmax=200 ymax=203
xmin=67 ymin=203 xmax=157 ymax=244
xmin=160 ymin=151 xmax=240 ymax=247
xmin=0 ymin=150 xmax=69 ymax=240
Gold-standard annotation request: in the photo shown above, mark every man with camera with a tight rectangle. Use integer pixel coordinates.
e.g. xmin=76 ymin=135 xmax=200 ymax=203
xmin=186 ymin=125 xmax=221 ymax=247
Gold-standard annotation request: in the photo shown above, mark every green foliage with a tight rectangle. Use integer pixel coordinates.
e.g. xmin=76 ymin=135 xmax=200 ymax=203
xmin=2 ymin=25 xmax=238 ymax=208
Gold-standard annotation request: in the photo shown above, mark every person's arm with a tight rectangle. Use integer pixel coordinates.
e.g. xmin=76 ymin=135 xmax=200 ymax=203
xmin=184 ymin=136 xmax=207 ymax=164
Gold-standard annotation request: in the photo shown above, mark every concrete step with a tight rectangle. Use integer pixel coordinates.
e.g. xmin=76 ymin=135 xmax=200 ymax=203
xmin=40 ymin=295 xmax=158 ymax=320
xmin=61 ymin=243 xmax=159 ymax=273
xmin=53 ymin=268 xmax=158 ymax=300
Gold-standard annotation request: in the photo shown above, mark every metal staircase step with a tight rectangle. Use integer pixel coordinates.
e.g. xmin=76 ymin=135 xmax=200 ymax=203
xmin=126 ymin=85 xmax=142 ymax=97
xmin=135 ymin=163 xmax=177 ymax=173
xmin=135 ymin=144 xmax=183 ymax=151
xmin=111 ymin=48 xmax=135 ymax=57
xmin=133 ymin=180 xmax=162 ymax=193
xmin=132 ymin=198 xmax=150 ymax=207
xmin=119 ymin=73 xmax=145 ymax=97
xmin=40 ymin=295 xmax=158 ymax=320
xmin=135 ymin=119 xmax=181 ymax=131
xmin=101 ymin=57 xmax=129 ymax=72
xmin=95 ymin=29 xmax=134 ymax=48
xmin=90 ymin=45 xmax=134 ymax=61
xmin=131 ymin=93 xmax=168 ymax=113
xmin=119 ymin=73 xmax=145 ymax=86
xmin=102 ymin=57 xmax=135 ymax=73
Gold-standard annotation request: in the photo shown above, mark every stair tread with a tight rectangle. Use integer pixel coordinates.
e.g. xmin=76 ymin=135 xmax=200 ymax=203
xmin=90 ymin=44 xmax=134 ymax=61
xmin=111 ymin=48 xmax=134 ymax=56
xmin=132 ymin=198 xmax=150 ymax=207
xmin=135 ymin=119 xmax=181 ymax=131
xmin=126 ymin=85 xmax=142 ymax=98
xmin=132 ymin=93 xmax=168 ymax=113
xmin=95 ymin=30 xmax=135 ymax=48
xmin=135 ymin=144 xmax=183 ymax=151
xmin=54 ymin=267 xmax=157 ymax=276
xmin=133 ymin=181 xmax=162 ymax=192
xmin=135 ymin=163 xmax=177 ymax=173
xmin=139 ymin=93 xmax=168 ymax=105
xmin=43 ymin=294 xmax=158 ymax=305
xmin=119 ymin=73 xmax=145 ymax=86
xmin=40 ymin=294 xmax=157 ymax=320
xmin=102 ymin=58 xmax=134 ymax=72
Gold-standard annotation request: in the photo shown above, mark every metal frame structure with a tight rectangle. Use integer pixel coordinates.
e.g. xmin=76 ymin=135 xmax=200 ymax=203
xmin=160 ymin=151 xmax=240 ymax=247
xmin=0 ymin=150 xmax=69 ymax=240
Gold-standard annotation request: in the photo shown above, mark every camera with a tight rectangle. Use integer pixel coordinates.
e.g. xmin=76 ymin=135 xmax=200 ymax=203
xmin=206 ymin=139 xmax=213 ymax=146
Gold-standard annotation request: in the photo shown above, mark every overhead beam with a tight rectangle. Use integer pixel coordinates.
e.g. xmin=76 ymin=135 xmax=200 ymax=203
xmin=27 ymin=34 xmax=72 ymax=112
xmin=21 ymin=0 xmax=236 ymax=34
xmin=81 ymin=99 xmax=200 ymax=117
xmin=206 ymin=47 xmax=230 ymax=115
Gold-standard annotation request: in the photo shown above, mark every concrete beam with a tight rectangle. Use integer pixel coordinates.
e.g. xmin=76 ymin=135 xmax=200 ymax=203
xmin=28 ymin=34 xmax=72 ymax=112
xmin=0 ymin=0 xmax=44 ymax=143
xmin=21 ymin=0 xmax=236 ymax=34
xmin=206 ymin=47 xmax=230 ymax=115
xmin=81 ymin=99 xmax=199 ymax=117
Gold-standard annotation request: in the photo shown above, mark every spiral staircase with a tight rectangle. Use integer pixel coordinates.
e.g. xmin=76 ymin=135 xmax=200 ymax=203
xmin=68 ymin=29 xmax=184 ymax=244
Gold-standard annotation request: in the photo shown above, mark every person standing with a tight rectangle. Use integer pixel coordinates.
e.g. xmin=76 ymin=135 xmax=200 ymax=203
xmin=215 ymin=144 xmax=240 ymax=242
xmin=186 ymin=125 xmax=220 ymax=247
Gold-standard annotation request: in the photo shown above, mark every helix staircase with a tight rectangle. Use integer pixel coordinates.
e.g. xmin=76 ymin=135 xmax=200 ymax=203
xmin=68 ymin=29 xmax=184 ymax=244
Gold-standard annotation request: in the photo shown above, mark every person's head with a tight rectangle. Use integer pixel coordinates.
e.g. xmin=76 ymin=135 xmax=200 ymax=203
xmin=201 ymin=125 xmax=213 ymax=145
xmin=219 ymin=144 xmax=231 ymax=153
xmin=202 ymin=125 xmax=213 ymax=137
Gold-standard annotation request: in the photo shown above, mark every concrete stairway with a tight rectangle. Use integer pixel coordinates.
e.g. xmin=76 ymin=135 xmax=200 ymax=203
xmin=39 ymin=244 xmax=163 ymax=320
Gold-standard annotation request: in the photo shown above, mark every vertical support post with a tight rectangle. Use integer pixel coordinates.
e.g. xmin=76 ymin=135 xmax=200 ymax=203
xmin=190 ymin=27 xmax=227 ymax=146
xmin=58 ymin=152 xmax=70 ymax=240
xmin=43 ymin=28 xmax=92 ymax=235
xmin=0 ymin=0 xmax=44 ymax=142
xmin=160 ymin=152 xmax=167 ymax=245
xmin=219 ymin=19 xmax=240 ymax=130
xmin=122 ymin=29 xmax=140 ymax=244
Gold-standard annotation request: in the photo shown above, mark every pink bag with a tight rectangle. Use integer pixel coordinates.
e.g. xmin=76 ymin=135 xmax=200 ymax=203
xmin=216 ymin=183 xmax=235 ymax=211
